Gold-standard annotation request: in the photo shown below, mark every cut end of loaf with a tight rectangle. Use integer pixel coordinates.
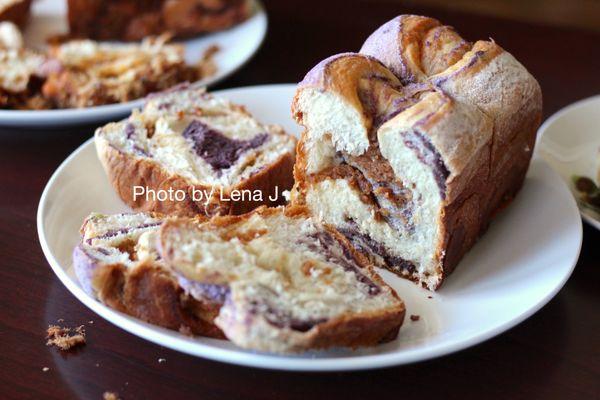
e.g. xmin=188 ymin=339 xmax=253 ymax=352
xmin=293 ymin=17 xmax=541 ymax=290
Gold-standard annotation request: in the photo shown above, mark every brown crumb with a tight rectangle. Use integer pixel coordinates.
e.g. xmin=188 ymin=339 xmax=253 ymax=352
xmin=103 ymin=391 xmax=120 ymax=400
xmin=197 ymin=44 xmax=220 ymax=78
xmin=178 ymin=325 xmax=193 ymax=336
xmin=46 ymin=324 xmax=86 ymax=351
xmin=427 ymin=296 xmax=433 ymax=299
xmin=410 ymin=315 xmax=420 ymax=322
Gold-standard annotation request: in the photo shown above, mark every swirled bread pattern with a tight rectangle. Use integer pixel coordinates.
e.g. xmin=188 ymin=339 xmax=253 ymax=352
xmin=292 ymin=15 xmax=542 ymax=290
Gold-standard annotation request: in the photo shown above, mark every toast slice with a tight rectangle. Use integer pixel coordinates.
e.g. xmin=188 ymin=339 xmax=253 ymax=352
xmin=158 ymin=206 xmax=405 ymax=353
xmin=95 ymin=85 xmax=296 ymax=217
xmin=73 ymin=212 xmax=224 ymax=338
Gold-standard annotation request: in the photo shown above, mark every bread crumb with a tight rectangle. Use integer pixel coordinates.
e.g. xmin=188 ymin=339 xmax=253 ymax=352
xmin=410 ymin=315 xmax=420 ymax=322
xmin=178 ymin=325 xmax=192 ymax=336
xmin=42 ymin=367 xmax=49 ymax=372
xmin=46 ymin=324 xmax=86 ymax=350
xmin=427 ymin=295 xmax=433 ymax=299
xmin=197 ymin=44 xmax=220 ymax=78
xmin=158 ymin=358 xmax=166 ymax=364
xmin=103 ymin=391 xmax=120 ymax=400
xmin=88 ymin=320 xmax=94 ymax=324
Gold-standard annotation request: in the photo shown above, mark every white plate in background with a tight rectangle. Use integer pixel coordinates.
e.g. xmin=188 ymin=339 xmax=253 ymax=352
xmin=537 ymin=95 xmax=600 ymax=230
xmin=0 ymin=0 xmax=267 ymax=127
xmin=38 ymin=84 xmax=582 ymax=371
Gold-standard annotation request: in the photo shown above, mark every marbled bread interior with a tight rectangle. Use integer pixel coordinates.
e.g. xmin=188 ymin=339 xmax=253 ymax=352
xmin=292 ymin=15 xmax=542 ymax=290
xmin=95 ymin=85 xmax=297 ymax=217
xmin=42 ymin=35 xmax=196 ymax=108
xmin=159 ymin=206 xmax=405 ymax=353
xmin=73 ymin=212 xmax=224 ymax=338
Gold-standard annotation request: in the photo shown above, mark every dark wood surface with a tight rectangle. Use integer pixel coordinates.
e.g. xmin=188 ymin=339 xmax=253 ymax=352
xmin=1 ymin=1 xmax=599 ymax=399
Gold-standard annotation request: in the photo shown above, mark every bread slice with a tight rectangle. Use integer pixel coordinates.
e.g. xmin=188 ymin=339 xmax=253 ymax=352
xmin=95 ymin=85 xmax=296 ymax=217
xmin=41 ymin=35 xmax=197 ymax=108
xmin=73 ymin=212 xmax=224 ymax=338
xmin=0 ymin=24 xmax=49 ymax=110
xmin=292 ymin=16 xmax=541 ymax=291
xmin=158 ymin=206 xmax=405 ymax=353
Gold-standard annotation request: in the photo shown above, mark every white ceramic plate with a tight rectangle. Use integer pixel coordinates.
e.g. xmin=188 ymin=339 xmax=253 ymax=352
xmin=0 ymin=0 xmax=267 ymax=127
xmin=38 ymin=84 xmax=582 ymax=371
xmin=537 ymin=95 xmax=600 ymax=230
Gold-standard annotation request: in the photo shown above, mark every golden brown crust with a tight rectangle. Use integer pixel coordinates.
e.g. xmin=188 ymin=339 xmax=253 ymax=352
xmin=96 ymin=139 xmax=295 ymax=218
xmin=0 ymin=0 xmax=32 ymax=28
xmin=92 ymin=261 xmax=225 ymax=338
xmin=294 ymin=307 xmax=405 ymax=350
xmin=229 ymin=151 xmax=295 ymax=214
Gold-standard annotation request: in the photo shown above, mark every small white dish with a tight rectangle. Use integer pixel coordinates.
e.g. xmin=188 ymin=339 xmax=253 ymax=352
xmin=0 ymin=0 xmax=267 ymax=128
xmin=38 ymin=84 xmax=582 ymax=371
xmin=537 ymin=95 xmax=600 ymax=230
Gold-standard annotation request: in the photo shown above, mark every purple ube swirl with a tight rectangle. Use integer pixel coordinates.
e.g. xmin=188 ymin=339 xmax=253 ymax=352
xmin=85 ymin=222 xmax=163 ymax=245
xmin=176 ymin=274 xmax=230 ymax=305
xmin=302 ymin=230 xmax=382 ymax=296
xmin=72 ymin=244 xmax=101 ymax=296
xmin=182 ymin=120 xmax=269 ymax=170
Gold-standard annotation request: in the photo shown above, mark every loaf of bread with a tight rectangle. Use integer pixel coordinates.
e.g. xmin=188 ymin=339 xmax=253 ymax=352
xmin=0 ymin=0 xmax=31 ymax=28
xmin=292 ymin=15 xmax=542 ymax=290
xmin=73 ymin=212 xmax=225 ymax=337
xmin=95 ymin=85 xmax=296 ymax=217
xmin=158 ymin=206 xmax=405 ymax=353
xmin=67 ymin=0 xmax=250 ymax=41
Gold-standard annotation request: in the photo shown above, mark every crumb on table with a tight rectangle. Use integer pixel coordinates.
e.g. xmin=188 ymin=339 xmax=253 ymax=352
xmin=46 ymin=324 xmax=86 ymax=351
xmin=103 ymin=391 xmax=120 ymax=400
xmin=410 ymin=314 xmax=420 ymax=322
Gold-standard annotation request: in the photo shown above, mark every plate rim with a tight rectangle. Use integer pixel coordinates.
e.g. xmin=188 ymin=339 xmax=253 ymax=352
xmin=37 ymin=84 xmax=583 ymax=371
xmin=537 ymin=94 xmax=600 ymax=231
xmin=0 ymin=0 xmax=268 ymax=127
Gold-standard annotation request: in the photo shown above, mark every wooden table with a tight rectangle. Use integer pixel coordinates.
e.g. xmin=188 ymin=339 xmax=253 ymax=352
xmin=1 ymin=1 xmax=598 ymax=399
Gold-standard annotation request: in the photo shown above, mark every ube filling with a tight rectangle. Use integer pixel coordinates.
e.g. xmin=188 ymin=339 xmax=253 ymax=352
xmin=182 ymin=120 xmax=269 ymax=170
